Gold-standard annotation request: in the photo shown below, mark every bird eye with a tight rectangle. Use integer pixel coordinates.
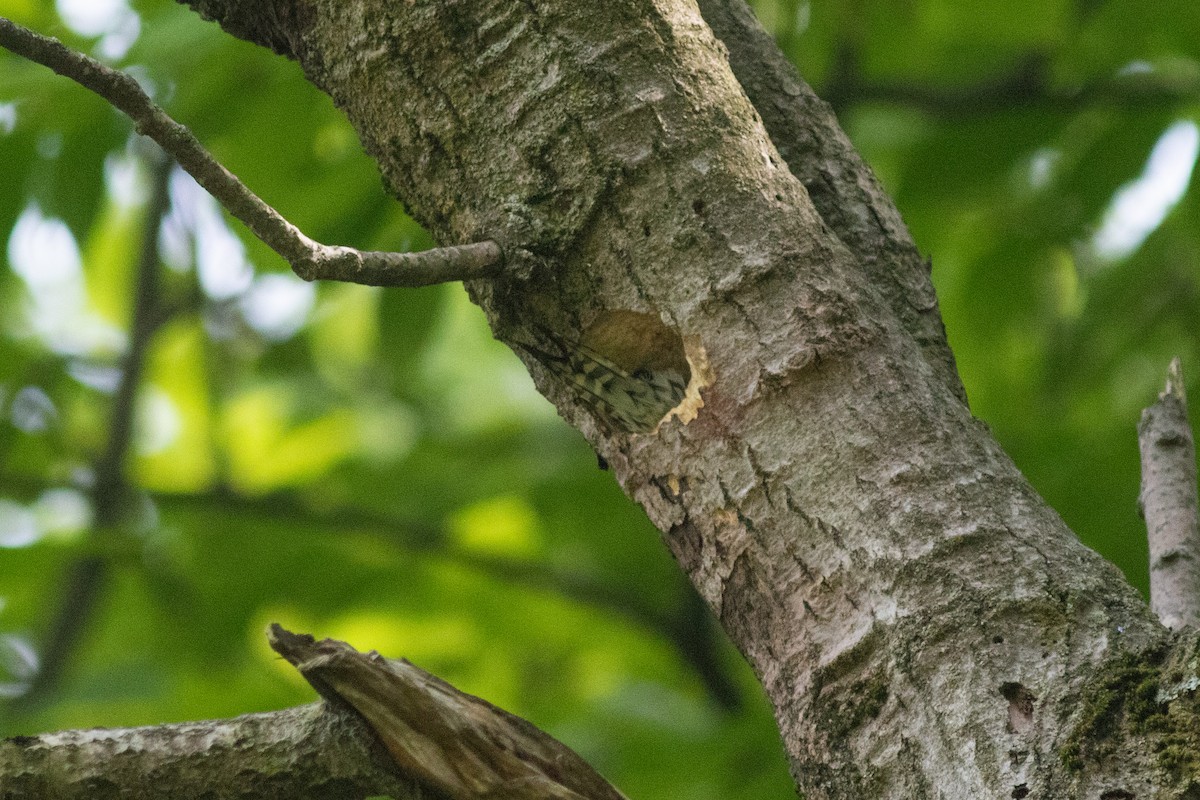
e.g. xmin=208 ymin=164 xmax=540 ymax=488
xmin=632 ymin=368 xmax=652 ymax=381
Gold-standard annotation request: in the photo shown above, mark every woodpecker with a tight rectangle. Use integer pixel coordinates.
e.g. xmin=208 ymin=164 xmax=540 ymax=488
xmin=517 ymin=310 xmax=691 ymax=434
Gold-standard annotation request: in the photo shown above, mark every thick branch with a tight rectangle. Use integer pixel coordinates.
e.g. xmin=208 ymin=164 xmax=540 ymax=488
xmin=269 ymin=626 xmax=627 ymax=800
xmin=0 ymin=703 xmax=417 ymax=799
xmin=4 ymin=626 xmax=638 ymax=799
xmin=1139 ymin=358 xmax=1200 ymax=630
xmin=0 ymin=16 xmax=503 ymax=288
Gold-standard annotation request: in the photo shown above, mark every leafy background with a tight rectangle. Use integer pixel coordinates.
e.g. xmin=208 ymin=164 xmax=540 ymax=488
xmin=1 ymin=1 xmax=1197 ymax=797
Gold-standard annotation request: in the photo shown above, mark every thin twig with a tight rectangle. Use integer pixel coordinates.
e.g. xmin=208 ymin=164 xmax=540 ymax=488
xmin=0 ymin=17 xmax=504 ymax=287
xmin=1138 ymin=358 xmax=1200 ymax=631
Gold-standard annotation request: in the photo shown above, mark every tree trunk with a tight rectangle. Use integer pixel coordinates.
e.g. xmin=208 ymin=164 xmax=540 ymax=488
xmin=165 ymin=1 xmax=1200 ymax=797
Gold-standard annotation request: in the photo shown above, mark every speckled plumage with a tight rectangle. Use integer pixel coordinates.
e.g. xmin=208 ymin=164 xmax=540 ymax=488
xmin=518 ymin=310 xmax=691 ymax=433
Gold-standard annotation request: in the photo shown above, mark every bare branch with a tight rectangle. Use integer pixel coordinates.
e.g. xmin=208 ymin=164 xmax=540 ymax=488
xmin=1138 ymin=357 xmax=1200 ymax=630
xmin=0 ymin=16 xmax=504 ymax=288
xmin=295 ymin=239 xmax=504 ymax=287
xmin=3 ymin=627 xmax=635 ymax=798
xmin=270 ymin=625 xmax=629 ymax=800
xmin=0 ymin=702 xmax=417 ymax=799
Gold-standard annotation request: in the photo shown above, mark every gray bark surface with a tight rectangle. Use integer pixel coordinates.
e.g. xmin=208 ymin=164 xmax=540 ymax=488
xmin=695 ymin=0 xmax=966 ymax=406
xmin=129 ymin=1 xmax=1200 ymax=796
xmin=0 ymin=703 xmax=420 ymax=799
xmin=1139 ymin=359 xmax=1200 ymax=631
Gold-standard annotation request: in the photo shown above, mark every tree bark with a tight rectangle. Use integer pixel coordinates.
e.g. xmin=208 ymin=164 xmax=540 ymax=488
xmin=0 ymin=624 xmax=634 ymax=800
xmin=115 ymin=0 xmax=1200 ymax=796
xmin=0 ymin=703 xmax=420 ymax=800
xmin=1139 ymin=359 xmax=1200 ymax=632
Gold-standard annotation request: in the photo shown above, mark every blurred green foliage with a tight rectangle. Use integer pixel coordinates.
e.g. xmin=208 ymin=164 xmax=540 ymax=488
xmin=0 ymin=1 xmax=1198 ymax=798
